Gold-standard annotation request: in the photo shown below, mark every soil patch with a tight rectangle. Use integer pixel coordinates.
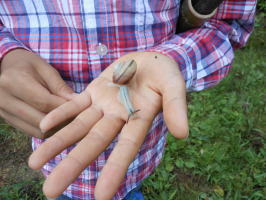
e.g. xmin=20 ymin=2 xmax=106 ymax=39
xmin=0 ymin=121 xmax=43 ymax=187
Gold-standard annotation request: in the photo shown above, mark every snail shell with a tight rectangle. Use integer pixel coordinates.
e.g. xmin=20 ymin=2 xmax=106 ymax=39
xmin=113 ymin=59 xmax=137 ymax=85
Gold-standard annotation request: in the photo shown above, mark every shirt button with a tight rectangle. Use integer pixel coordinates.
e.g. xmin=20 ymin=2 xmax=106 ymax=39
xmin=96 ymin=43 xmax=108 ymax=57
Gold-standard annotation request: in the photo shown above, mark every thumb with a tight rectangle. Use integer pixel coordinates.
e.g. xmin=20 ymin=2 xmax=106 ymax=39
xmin=161 ymin=77 xmax=189 ymax=139
xmin=37 ymin=63 xmax=76 ymax=100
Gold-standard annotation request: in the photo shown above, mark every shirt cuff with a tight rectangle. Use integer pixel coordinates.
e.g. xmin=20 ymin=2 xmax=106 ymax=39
xmin=0 ymin=35 xmax=30 ymax=61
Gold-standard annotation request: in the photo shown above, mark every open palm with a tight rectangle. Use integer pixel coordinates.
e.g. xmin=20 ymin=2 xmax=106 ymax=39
xmin=29 ymin=51 xmax=188 ymax=200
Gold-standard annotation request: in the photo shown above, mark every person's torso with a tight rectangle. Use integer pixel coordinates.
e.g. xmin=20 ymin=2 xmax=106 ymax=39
xmin=0 ymin=0 xmax=180 ymax=92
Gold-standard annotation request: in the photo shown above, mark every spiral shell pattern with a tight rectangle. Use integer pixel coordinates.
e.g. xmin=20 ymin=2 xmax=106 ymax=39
xmin=113 ymin=59 xmax=137 ymax=85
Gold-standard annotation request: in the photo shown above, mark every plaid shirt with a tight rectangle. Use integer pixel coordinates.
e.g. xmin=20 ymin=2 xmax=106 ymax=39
xmin=0 ymin=0 xmax=256 ymax=199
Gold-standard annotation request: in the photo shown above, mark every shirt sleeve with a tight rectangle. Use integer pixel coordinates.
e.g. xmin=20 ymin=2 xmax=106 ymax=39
xmin=147 ymin=0 xmax=256 ymax=91
xmin=0 ymin=22 xmax=30 ymax=61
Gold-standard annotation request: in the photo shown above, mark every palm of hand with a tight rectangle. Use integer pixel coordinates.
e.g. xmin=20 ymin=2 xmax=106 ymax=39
xmin=29 ymin=52 xmax=188 ymax=200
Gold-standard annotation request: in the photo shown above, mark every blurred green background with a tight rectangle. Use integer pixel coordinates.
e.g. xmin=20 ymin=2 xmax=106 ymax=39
xmin=0 ymin=1 xmax=265 ymax=200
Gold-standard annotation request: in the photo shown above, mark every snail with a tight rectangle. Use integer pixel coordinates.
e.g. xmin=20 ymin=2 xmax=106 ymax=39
xmin=113 ymin=59 xmax=137 ymax=84
xmin=112 ymin=59 xmax=140 ymax=122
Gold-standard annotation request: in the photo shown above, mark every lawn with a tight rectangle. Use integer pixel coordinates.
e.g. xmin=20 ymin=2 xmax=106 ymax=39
xmin=0 ymin=13 xmax=265 ymax=200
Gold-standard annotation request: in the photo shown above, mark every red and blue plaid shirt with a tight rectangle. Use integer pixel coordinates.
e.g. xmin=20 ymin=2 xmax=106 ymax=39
xmin=0 ymin=0 xmax=256 ymax=199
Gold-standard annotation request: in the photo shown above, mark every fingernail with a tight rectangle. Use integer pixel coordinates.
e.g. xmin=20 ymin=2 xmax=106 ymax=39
xmin=39 ymin=120 xmax=47 ymax=133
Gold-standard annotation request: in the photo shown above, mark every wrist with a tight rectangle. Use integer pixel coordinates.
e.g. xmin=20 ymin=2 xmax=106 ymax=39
xmin=0 ymin=49 xmax=39 ymax=74
xmin=1 ymin=48 xmax=31 ymax=72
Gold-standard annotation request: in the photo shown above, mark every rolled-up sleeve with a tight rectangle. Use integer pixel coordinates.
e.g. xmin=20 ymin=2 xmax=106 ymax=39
xmin=0 ymin=22 xmax=29 ymax=60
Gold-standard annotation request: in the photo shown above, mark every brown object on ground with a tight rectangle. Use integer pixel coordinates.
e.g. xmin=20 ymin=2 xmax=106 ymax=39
xmin=177 ymin=0 xmax=218 ymax=33
xmin=192 ymin=0 xmax=223 ymax=15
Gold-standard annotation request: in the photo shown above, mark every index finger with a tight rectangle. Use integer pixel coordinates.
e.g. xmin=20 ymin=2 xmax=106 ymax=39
xmin=40 ymin=91 xmax=92 ymax=133
xmin=95 ymin=116 xmax=153 ymax=200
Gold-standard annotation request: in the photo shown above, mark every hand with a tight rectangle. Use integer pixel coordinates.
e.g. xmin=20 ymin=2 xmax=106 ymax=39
xmin=0 ymin=49 xmax=75 ymax=138
xmin=28 ymin=51 xmax=188 ymax=199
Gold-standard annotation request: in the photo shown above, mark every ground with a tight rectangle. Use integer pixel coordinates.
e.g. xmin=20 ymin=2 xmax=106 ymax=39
xmin=0 ymin=124 xmax=43 ymax=199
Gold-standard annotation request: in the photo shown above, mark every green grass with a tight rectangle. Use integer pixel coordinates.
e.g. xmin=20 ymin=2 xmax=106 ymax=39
xmin=0 ymin=15 xmax=265 ymax=200
xmin=142 ymin=15 xmax=266 ymax=200
xmin=0 ymin=180 xmax=44 ymax=200
xmin=0 ymin=120 xmax=45 ymax=200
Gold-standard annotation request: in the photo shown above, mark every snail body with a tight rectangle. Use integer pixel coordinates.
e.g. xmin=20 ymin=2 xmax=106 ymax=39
xmin=112 ymin=59 xmax=139 ymax=122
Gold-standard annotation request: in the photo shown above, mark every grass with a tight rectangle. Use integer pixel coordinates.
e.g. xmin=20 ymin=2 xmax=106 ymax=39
xmin=0 ymin=15 xmax=265 ymax=200
xmin=0 ymin=121 xmax=45 ymax=199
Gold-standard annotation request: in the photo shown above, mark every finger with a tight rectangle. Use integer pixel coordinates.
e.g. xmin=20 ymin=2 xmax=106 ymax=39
xmin=37 ymin=64 xmax=76 ymax=100
xmin=95 ymin=117 xmax=152 ymax=200
xmin=40 ymin=91 xmax=92 ymax=133
xmin=0 ymin=109 xmax=44 ymax=138
xmin=29 ymin=105 xmax=103 ymax=170
xmin=162 ymin=78 xmax=189 ymax=138
xmin=41 ymin=115 xmax=124 ymax=199
xmin=2 ymin=75 xmax=67 ymax=113
xmin=0 ymin=88 xmax=44 ymax=127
